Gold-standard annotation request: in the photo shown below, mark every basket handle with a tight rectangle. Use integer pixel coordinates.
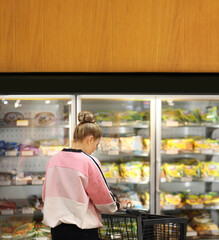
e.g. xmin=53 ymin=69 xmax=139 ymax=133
xmin=125 ymin=202 xmax=149 ymax=216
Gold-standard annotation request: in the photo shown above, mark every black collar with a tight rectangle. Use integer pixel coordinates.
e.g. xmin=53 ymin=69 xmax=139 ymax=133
xmin=62 ymin=148 xmax=83 ymax=152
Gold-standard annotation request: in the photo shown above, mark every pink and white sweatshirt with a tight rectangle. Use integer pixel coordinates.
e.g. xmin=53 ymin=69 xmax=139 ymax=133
xmin=42 ymin=148 xmax=118 ymax=229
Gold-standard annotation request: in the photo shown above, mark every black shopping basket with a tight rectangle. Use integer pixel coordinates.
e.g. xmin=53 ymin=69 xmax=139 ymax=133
xmin=98 ymin=209 xmax=188 ymax=240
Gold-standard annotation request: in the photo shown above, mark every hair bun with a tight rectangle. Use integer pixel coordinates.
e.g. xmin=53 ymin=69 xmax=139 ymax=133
xmin=78 ymin=111 xmax=96 ymax=124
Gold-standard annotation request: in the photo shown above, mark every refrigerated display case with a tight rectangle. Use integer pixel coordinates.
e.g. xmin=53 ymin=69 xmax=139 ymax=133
xmin=3 ymin=92 xmax=219 ymax=240
xmin=77 ymin=95 xmax=156 ymax=214
xmin=156 ymin=96 xmax=219 ymax=240
xmin=0 ymin=95 xmax=74 ymax=239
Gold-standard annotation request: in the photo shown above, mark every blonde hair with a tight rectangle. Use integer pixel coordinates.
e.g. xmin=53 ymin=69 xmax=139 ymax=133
xmin=73 ymin=111 xmax=102 ymax=142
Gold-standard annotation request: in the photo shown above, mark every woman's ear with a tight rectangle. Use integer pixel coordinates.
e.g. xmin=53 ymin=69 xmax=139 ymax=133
xmin=87 ymin=135 xmax=94 ymax=144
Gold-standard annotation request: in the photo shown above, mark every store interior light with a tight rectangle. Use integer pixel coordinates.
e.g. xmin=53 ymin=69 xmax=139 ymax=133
xmin=2 ymin=99 xmax=8 ymax=104
xmin=67 ymin=101 xmax=72 ymax=105
xmin=45 ymin=100 xmax=51 ymax=104
xmin=15 ymin=100 xmax=22 ymax=108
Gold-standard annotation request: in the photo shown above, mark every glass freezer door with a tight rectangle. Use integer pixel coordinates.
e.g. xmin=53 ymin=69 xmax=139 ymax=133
xmin=0 ymin=95 xmax=74 ymax=239
xmin=77 ymin=95 xmax=156 ymax=213
xmin=156 ymin=96 xmax=219 ymax=239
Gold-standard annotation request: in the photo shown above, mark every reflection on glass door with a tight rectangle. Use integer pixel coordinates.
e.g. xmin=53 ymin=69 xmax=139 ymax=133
xmin=157 ymin=96 xmax=219 ymax=239
xmin=78 ymin=95 xmax=155 ymax=213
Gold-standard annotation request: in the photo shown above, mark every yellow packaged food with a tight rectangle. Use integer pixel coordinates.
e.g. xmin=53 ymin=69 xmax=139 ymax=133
xmin=139 ymin=192 xmax=150 ymax=207
xmin=201 ymin=192 xmax=219 ymax=206
xmin=160 ymin=192 xmax=165 ymax=207
xmin=178 ymin=109 xmax=200 ymax=124
xmin=120 ymin=161 xmax=143 ymax=181
xmin=40 ymin=146 xmax=64 ymax=156
xmin=194 ymin=139 xmax=219 ymax=153
xmin=143 ymin=138 xmax=150 ymax=153
xmin=164 ymin=139 xmax=194 ymax=153
xmin=163 ymin=163 xmax=185 ymax=181
xmin=186 ymin=194 xmax=203 ymax=205
xmin=142 ymin=162 xmax=150 ymax=181
xmin=162 ymin=109 xmax=183 ymax=123
xmin=166 ymin=193 xmax=182 ymax=206
xmin=161 ymin=165 xmax=166 ymax=179
xmin=184 ymin=163 xmax=201 ymax=178
xmin=102 ymin=163 xmax=119 ymax=179
xmin=201 ymin=161 xmax=219 ymax=178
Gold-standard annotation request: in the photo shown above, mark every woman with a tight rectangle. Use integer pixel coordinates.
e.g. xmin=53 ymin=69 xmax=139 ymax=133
xmin=42 ymin=110 xmax=119 ymax=240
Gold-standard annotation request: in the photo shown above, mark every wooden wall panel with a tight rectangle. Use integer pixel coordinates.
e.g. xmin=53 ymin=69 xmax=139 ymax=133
xmin=0 ymin=0 xmax=219 ymax=72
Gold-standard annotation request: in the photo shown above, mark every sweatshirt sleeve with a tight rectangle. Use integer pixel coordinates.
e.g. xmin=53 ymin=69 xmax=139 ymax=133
xmin=85 ymin=159 xmax=118 ymax=214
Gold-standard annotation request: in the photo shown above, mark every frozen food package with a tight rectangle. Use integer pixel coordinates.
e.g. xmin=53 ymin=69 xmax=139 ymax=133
xmin=194 ymin=139 xmax=219 ymax=153
xmin=19 ymin=144 xmax=41 ymax=156
xmin=115 ymin=110 xmax=147 ymax=124
xmin=185 ymin=194 xmax=204 ymax=206
xmin=120 ymin=136 xmax=143 ymax=153
xmin=191 ymin=222 xmax=219 ymax=236
xmin=164 ymin=139 xmax=194 ymax=153
xmin=200 ymin=192 xmax=219 ymax=206
xmin=184 ymin=164 xmax=201 ymax=178
xmin=178 ymin=109 xmax=200 ymax=124
xmin=98 ymin=137 xmax=119 ymax=151
xmin=162 ymin=109 xmax=183 ymax=123
xmin=12 ymin=222 xmax=35 ymax=239
xmin=164 ymin=192 xmax=182 ymax=207
xmin=201 ymin=161 xmax=219 ymax=178
xmin=143 ymin=138 xmax=150 ymax=153
xmin=102 ymin=163 xmax=119 ymax=179
xmin=197 ymin=106 xmax=218 ymax=124
xmin=142 ymin=162 xmax=150 ymax=181
xmin=94 ymin=111 xmax=114 ymax=122
xmin=4 ymin=112 xmax=24 ymax=125
xmin=181 ymin=159 xmax=201 ymax=178
xmin=1 ymin=222 xmax=13 ymax=239
xmin=120 ymin=161 xmax=143 ymax=181
xmin=139 ymin=192 xmax=150 ymax=207
xmin=163 ymin=163 xmax=185 ymax=181
xmin=34 ymin=112 xmax=55 ymax=126
xmin=40 ymin=146 xmax=64 ymax=156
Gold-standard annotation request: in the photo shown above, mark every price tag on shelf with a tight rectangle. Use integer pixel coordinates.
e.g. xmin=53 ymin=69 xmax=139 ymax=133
xmin=32 ymin=179 xmax=43 ymax=185
xmin=101 ymin=121 xmax=113 ymax=127
xmin=181 ymin=177 xmax=192 ymax=182
xmin=22 ymin=207 xmax=34 ymax=214
xmin=191 ymin=204 xmax=204 ymax=209
xmin=108 ymin=150 xmax=119 ymax=155
xmin=1 ymin=209 xmax=13 ymax=215
xmin=21 ymin=151 xmax=33 ymax=156
xmin=0 ymin=180 xmax=11 ymax=186
xmin=166 ymin=121 xmax=179 ymax=127
xmin=16 ymin=119 xmax=29 ymax=126
xmin=203 ymin=177 xmax=214 ymax=182
xmin=161 ymin=178 xmax=166 ymax=182
xmin=166 ymin=149 xmax=179 ymax=155
xmin=15 ymin=179 xmax=27 ymax=185
xmin=5 ymin=150 xmax=18 ymax=156
xmin=201 ymin=149 xmax=213 ymax=154
xmin=163 ymin=205 xmax=176 ymax=210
